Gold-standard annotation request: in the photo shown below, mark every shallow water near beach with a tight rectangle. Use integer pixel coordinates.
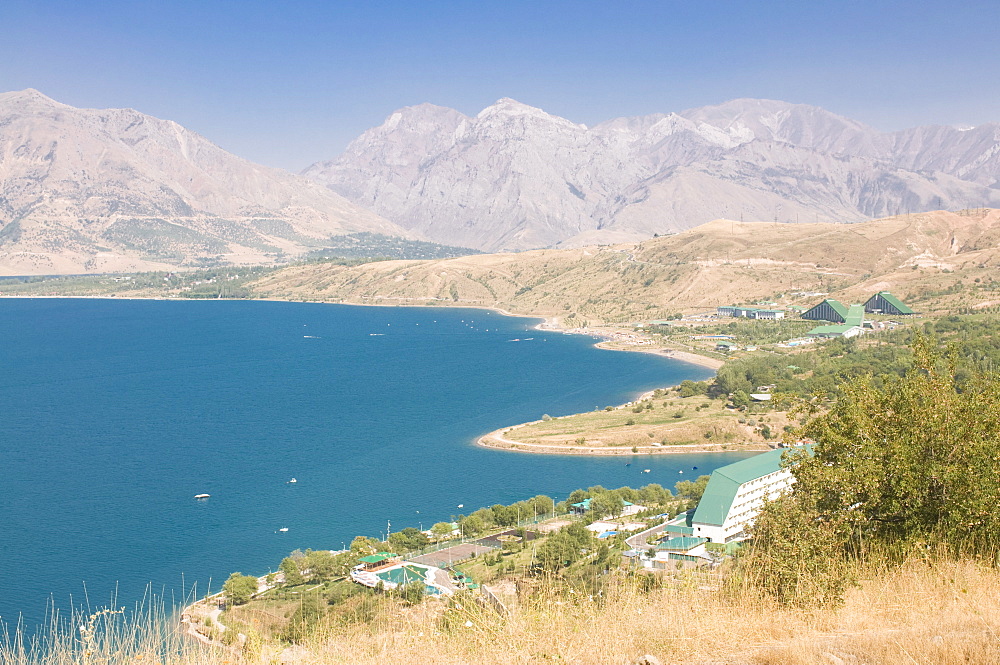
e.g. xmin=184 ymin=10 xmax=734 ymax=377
xmin=0 ymin=298 xmax=746 ymax=627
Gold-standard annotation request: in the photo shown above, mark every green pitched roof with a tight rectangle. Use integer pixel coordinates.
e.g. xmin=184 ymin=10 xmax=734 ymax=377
xmin=571 ymin=498 xmax=633 ymax=510
xmin=656 ymin=536 xmax=708 ymax=551
xmin=377 ymin=564 xmax=428 ymax=587
xmin=807 ymin=323 xmax=860 ymax=336
xmin=692 ymin=449 xmax=792 ymax=527
xmin=844 ymin=304 xmax=865 ymax=327
xmin=359 ymin=552 xmax=398 ymax=564
xmin=663 ymin=523 xmax=695 ymax=535
xmin=872 ymin=291 xmax=914 ymax=315
xmin=825 ymin=300 xmax=849 ymax=319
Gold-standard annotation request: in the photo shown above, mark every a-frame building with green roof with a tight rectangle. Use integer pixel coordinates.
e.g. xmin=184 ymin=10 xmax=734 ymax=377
xmin=864 ymin=291 xmax=914 ymax=316
xmin=801 ymin=299 xmax=850 ymax=323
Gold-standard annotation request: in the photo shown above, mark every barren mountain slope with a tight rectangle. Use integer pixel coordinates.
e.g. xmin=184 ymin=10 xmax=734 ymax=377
xmin=307 ymin=98 xmax=1000 ymax=251
xmin=253 ymin=209 xmax=1000 ymax=324
xmin=0 ymin=89 xmax=409 ymax=274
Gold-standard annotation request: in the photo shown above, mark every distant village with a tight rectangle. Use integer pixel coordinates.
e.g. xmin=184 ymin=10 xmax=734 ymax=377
xmin=208 ymin=446 xmax=806 ymax=615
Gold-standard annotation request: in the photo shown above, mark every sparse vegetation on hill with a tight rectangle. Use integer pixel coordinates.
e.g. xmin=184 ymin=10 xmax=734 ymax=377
xmin=251 ymin=210 xmax=1000 ymax=325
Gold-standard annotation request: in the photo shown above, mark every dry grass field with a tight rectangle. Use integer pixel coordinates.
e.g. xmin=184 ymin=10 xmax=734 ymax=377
xmin=252 ymin=209 xmax=1000 ymax=325
xmin=11 ymin=558 xmax=995 ymax=665
xmin=483 ymin=392 xmax=786 ymax=454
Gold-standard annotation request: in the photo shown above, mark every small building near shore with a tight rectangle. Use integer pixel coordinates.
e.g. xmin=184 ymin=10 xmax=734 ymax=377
xmin=717 ymin=306 xmax=785 ymax=320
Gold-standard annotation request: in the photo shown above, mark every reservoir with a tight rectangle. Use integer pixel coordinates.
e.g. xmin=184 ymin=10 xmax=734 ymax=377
xmin=0 ymin=298 xmax=743 ymax=627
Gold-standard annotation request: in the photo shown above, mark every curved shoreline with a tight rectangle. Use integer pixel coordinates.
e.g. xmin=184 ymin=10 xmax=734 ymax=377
xmin=5 ymin=294 xmax=735 ymax=456
xmin=477 ymin=425 xmax=771 ymax=456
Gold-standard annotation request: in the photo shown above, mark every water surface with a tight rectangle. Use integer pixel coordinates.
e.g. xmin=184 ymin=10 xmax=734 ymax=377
xmin=0 ymin=298 xmax=739 ymax=626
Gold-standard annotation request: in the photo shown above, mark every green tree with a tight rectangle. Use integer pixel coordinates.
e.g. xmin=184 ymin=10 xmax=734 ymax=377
xmin=280 ymin=556 xmax=304 ymax=586
xmin=792 ymin=338 xmax=1000 ymax=555
xmin=222 ymin=572 xmax=258 ymax=605
xmin=674 ymin=475 xmax=711 ymax=502
xmin=678 ymin=380 xmax=708 ymax=397
xmin=589 ymin=492 xmax=625 ymax=518
xmin=430 ymin=521 xmax=455 ymax=539
xmin=387 ymin=527 xmax=430 ymax=553
xmin=302 ymin=549 xmax=346 ymax=582
xmin=745 ymin=337 xmax=1000 ymax=606
xmin=529 ymin=495 xmax=555 ymax=518
xmin=350 ymin=536 xmax=383 ymax=555
xmin=731 ymin=389 xmax=751 ymax=408
xmin=458 ymin=514 xmax=485 ymax=536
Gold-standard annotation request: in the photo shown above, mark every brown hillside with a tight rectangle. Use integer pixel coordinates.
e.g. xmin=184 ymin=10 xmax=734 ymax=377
xmin=252 ymin=209 xmax=1000 ymax=324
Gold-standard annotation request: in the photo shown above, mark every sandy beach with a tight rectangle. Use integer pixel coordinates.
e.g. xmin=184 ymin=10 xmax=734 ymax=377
xmin=477 ymin=424 xmax=769 ymax=456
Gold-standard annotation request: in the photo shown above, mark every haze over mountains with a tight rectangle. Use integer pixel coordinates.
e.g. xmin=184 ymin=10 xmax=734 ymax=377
xmin=2 ymin=89 xmax=1000 ymax=274
xmin=0 ymin=89 xmax=409 ymax=274
xmin=306 ymin=98 xmax=1000 ymax=252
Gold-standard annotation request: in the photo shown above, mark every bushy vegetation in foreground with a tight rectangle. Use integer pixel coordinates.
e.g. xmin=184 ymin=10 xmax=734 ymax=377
xmin=736 ymin=336 xmax=1000 ymax=606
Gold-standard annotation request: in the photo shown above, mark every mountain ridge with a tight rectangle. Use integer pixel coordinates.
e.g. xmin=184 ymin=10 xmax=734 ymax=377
xmin=252 ymin=209 xmax=1000 ymax=326
xmin=0 ymin=89 xmax=413 ymax=275
xmin=305 ymin=98 xmax=1000 ymax=252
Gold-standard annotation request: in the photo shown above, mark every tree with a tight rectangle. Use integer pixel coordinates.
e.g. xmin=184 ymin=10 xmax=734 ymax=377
xmin=350 ymin=536 xmax=383 ymax=556
xmin=731 ymin=389 xmax=750 ymax=409
xmin=280 ymin=556 xmax=304 ymax=585
xmin=744 ymin=337 xmax=1000 ymax=605
xmin=589 ymin=492 xmax=624 ymax=518
xmin=223 ymin=572 xmax=258 ymax=605
xmin=792 ymin=338 xmax=1000 ymax=554
xmin=431 ymin=521 xmax=455 ymax=539
xmin=302 ymin=549 xmax=343 ymax=582
xmin=678 ymin=380 xmax=708 ymax=397
xmin=674 ymin=475 xmax=711 ymax=502
xmin=388 ymin=527 xmax=429 ymax=553
xmin=529 ymin=495 xmax=555 ymax=517
xmin=458 ymin=514 xmax=485 ymax=536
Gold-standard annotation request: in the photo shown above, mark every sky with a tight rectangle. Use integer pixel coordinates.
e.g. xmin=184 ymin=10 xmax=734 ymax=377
xmin=2 ymin=0 xmax=999 ymax=171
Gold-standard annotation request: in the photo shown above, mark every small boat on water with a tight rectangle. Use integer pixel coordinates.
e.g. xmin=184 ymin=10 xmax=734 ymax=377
xmin=194 ymin=494 xmax=210 ymax=500
xmin=278 ymin=527 xmax=289 ymax=532
xmin=288 ymin=478 xmax=297 ymax=484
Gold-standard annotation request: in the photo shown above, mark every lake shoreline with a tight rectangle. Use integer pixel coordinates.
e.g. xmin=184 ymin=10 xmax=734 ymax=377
xmin=3 ymin=293 xmax=734 ymax=457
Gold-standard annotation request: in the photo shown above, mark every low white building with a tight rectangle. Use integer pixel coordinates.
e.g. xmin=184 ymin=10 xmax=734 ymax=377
xmin=690 ymin=447 xmax=808 ymax=543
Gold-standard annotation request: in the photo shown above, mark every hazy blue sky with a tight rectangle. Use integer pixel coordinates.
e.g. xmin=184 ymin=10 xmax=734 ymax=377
xmin=2 ymin=0 xmax=998 ymax=171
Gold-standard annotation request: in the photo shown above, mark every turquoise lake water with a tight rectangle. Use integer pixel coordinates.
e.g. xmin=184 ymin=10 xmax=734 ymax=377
xmin=0 ymin=298 xmax=746 ymax=627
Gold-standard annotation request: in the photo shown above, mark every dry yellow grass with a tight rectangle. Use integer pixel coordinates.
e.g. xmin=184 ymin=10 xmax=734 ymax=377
xmin=485 ymin=394 xmax=785 ymax=454
xmin=7 ymin=559 xmax=997 ymax=664
xmin=251 ymin=209 xmax=1000 ymax=325
xmin=261 ymin=559 xmax=1000 ymax=665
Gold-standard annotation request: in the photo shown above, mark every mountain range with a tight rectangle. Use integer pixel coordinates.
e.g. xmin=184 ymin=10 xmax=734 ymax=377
xmin=2 ymin=90 xmax=999 ymax=274
xmin=305 ymin=98 xmax=1000 ymax=252
xmin=0 ymin=89 xmax=408 ymax=274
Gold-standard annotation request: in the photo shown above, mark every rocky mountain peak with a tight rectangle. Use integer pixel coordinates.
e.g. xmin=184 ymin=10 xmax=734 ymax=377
xmin=306 ymin=97 xmax=1000 ymax=252
xmin=0 ymin=91 xmax=409 ymax=274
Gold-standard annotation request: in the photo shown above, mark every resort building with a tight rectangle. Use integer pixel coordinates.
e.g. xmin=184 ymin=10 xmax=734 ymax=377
xmin=570 ymin=498 xmax=645 ymax=516
xmin=864 ymin=291 xmax=914 ymax=316
xmin=801 ymin=299 xmax=850 ymax=323
xmin=717 ymin=306 xmax=785 ymax=320
xmin=690 ymin=447 xmax=808 ymax=544
xmin=805 ymin=303 xmax=866 ymax=338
